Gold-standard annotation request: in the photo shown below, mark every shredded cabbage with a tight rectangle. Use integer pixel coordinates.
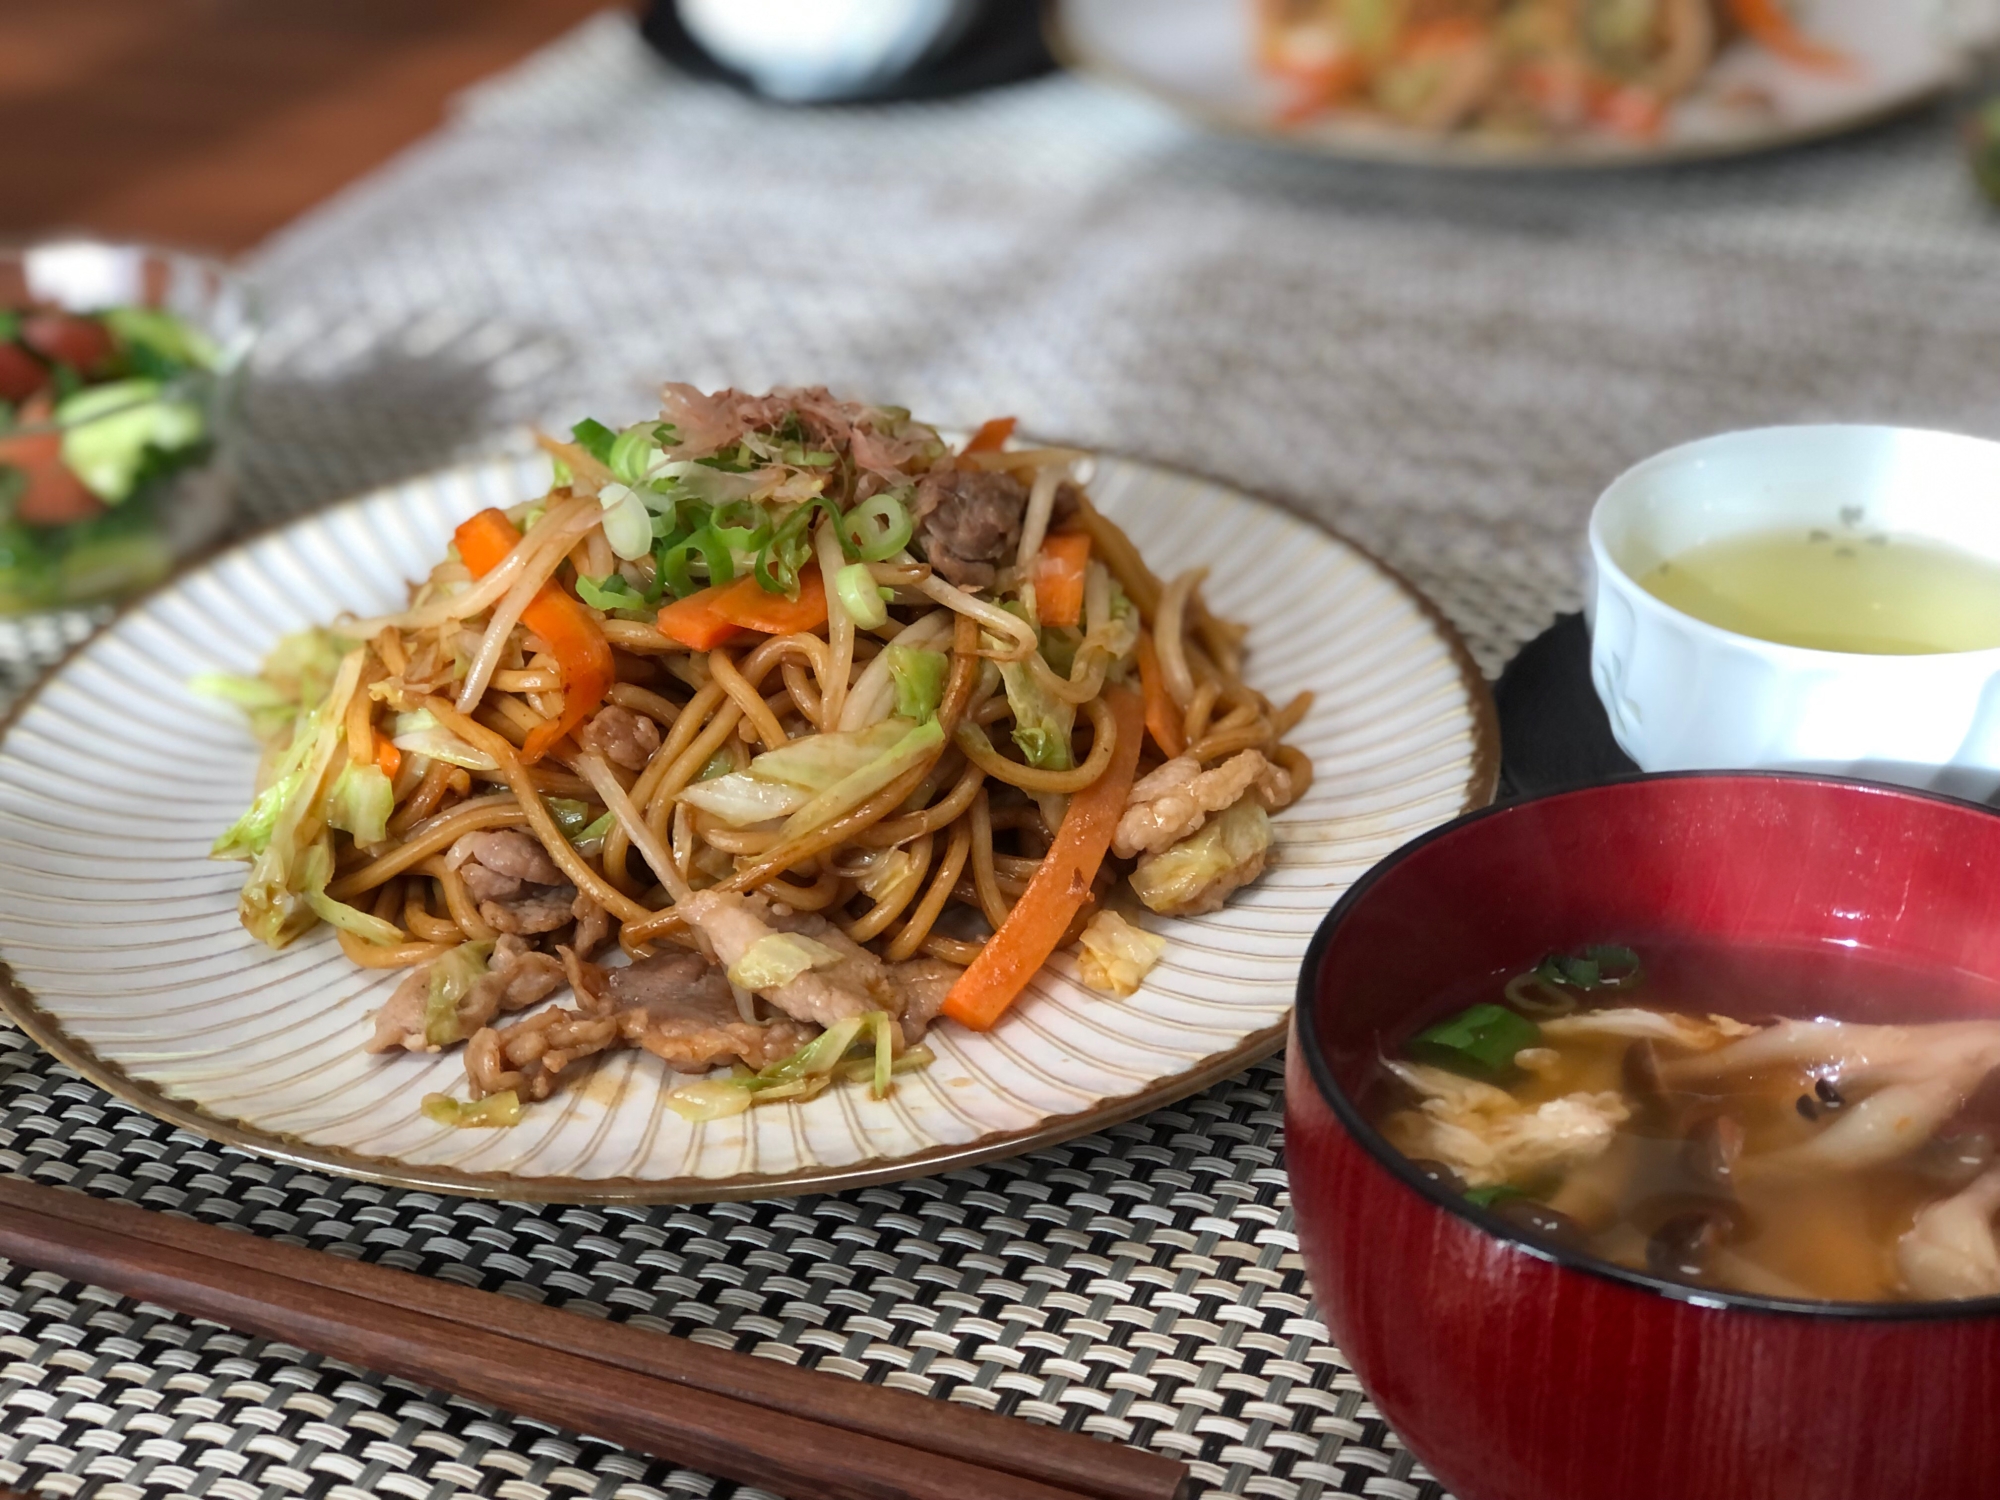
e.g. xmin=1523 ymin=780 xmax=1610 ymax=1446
xmin=299 ymin=838 xmax=405 ymax=947
xmin=1076 ymin=910 xmax=1168 ymax=998
xmin=573 ymin=811 xmax=614 ymax=855
xmin=423 ymin=940 xmax=496 ymax=1047
xmin=750 ymin=718 xmax=912 ymax=790
xmin=195 ymin=629 xmax=344 ymax=744
xmin=543 ymin=796 xmax=615 ymax=852
xmin=422 ymin=1090 xmax=521 ymax=1128
xmin=391 ymin=709 xmax=499 ymax=771
xmin=998 ymin=654 xmax=1075 ymax=770
xmin=543 ymin=797 xmax=595 ymax=837
xmin=265 ymin=630 xmax=346 ymax=704
xmin=677 ymin=772 xmax=814 ymax=827
xmin=644 ymin=457 xmax=766 ymax=506
xmin=213 ymin=648 xmax=368 ymax=948
xmin=762 ymin=1014 xmax=873 ymax=1083
xmin=776 ymin=716 xmax=944 ymax=843
xmin=189 ymin=673 xmax=295 ymax=742
xmin=326 ymin=762 xmax=394 ymax=846
xmin=663 ymin=1075 xmax=761 ymax=1121
xmin=864 ymin=1010 xmax=894 ymax=1098
xmin=1039 ymin=626 xmax=1081 ymax=679
xmin=885 ymin=645 xmax=947 ymax=722
xmin=837 ymin=1043 xmax=933 ymax=1089
xmin=684 ymin=719 xmax=933 ymax=829
xmin=855 ymin=848 xmax=918 ymax=903
xmin=210 ymin=739 xmax=315 ymax=863
xmin=662 ymin=1010 xmax=924 ymax=1120
xmin=726 ymin=931 xmax=845 ymax=992
xmin=1084 ymin=563 xmax=1140 ymax=667
xmin=1129 ymin=797 xmax=1272 ymax=916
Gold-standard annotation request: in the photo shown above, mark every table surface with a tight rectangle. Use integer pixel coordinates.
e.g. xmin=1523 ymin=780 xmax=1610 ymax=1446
xmin=4 ymin=13 xmax=2000 ymax=1500
xmin=0 ymin=0 xmax=614 ymax=252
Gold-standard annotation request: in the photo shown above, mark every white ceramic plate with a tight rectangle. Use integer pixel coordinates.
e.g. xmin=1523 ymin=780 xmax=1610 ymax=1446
xmin=1053 ymin=0 xmax=1981 ymax=168
xmin=0 ymin=454 xmax=1495 ymax=1202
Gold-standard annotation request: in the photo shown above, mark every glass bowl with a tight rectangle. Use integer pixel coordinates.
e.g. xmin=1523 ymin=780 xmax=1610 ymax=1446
xmin=0 ymin=239 xmax=257 ymax=621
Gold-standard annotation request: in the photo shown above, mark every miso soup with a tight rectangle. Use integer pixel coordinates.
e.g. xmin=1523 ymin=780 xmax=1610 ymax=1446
xmin=1362 ymin=941 xmax=2000 ymax=1303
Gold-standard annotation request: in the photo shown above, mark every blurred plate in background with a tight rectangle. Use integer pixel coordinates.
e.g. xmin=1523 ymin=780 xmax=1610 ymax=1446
xmin=1052 ymin=0 xmax=1982 ymax=168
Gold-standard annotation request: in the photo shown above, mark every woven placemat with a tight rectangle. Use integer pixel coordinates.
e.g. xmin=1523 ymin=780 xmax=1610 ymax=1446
xmin=5 ymin=12 xmax=2000 ymax=1497
xmin=0 ymin=1032 xmax=1411 ymax=1500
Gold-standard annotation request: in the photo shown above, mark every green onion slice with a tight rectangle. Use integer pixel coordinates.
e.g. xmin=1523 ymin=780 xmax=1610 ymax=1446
xmin=755 ymin=496 xmax=847 ymax=596
xmin=656 ymin=516 xmax=741 ymax=598
xmin=835 ymin=562 xmax=889 ymax=629
xmin=1532 ymin=944 xmax=1644 ymax=992
xmin=575 ymin=572 xmax=657 ymax=615
xmin=1407 ymin=1003 xmax=1540 ymax=1078
xmin=839 ymin=491 xmax=914 ymax=562
xmin=608 ymin=422 xmax=667 ymax=484
xmin=570 ymin=418 xmax=617 ymax=465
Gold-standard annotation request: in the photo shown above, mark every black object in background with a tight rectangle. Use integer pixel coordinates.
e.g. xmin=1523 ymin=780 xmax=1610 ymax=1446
xmin=1495 ymin=613 xmax=1639 ymax=800
xmin=640 ymin=0 xmax=1055 ymax=103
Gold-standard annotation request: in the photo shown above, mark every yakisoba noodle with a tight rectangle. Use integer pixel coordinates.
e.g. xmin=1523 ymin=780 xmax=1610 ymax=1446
xmin=205 ymin=386 xmax=1315 ymax=1127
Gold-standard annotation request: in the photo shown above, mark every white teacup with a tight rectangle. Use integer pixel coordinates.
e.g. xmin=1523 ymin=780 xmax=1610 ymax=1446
xmin=1587 ymin=425 xmax=2000 ymax=801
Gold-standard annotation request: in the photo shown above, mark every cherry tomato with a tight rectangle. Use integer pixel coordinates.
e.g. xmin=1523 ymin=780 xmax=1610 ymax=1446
xmin=20 ymin=312 xmax=116 ymax=376
xmin=0 ymin=430 xmax=106 ymax=525
xmin=0 ymin=342 xmax=46 ymax=404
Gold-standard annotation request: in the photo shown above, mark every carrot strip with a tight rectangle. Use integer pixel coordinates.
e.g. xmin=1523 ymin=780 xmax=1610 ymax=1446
xmin=713 ymin=565 xmax=827 ymax=635
xmin=657 ymin=566 xmax=827 ymax=648
xmin=1032 ymin=532 xmax=1091 ymax=630
xmin=1725 ymin=0 xmax=1850 ymax=71
xmin=961 ymin=417 xmax=1016 ymax=455
xmin=374 ymin=732 xmax=402 ymax=780
xmin=519 ymin=598 xmax=615 ymax=761
xmin=942 ymin=687 xmax=1145 ymax=1032
xmin=452 ymin=508 xmax=615 ymax=764
xmin=657 ymin=592 xmax=745 ymax=650
xmin=452 ymin=507 xmax=526 ymax=575
xmin=1135 ymin=632 xmax=1185 ymax=759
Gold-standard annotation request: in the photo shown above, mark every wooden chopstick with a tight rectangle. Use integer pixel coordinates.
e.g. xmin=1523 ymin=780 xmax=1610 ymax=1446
xmin=0 ymin=1176 xmax=1189 ymax=1500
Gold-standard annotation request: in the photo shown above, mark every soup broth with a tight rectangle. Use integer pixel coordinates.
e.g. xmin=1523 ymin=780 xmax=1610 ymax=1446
xmin=1362 ymin=940 xmax=2000 ymax=1303
xmin=1636 ymin=527 xmax=2000 ymax=655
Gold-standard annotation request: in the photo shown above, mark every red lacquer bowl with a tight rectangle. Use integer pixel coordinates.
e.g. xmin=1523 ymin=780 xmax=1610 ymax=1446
xmin=1287 ymin=773 xmax=2000 ymax=1500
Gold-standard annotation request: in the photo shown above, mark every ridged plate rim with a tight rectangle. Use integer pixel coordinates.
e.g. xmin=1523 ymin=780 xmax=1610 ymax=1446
xmin=0 ymin=451 xmax=1497 ymax=1203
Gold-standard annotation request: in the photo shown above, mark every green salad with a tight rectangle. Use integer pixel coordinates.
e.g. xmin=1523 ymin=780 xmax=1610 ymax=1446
xmin=0 ymin=303 xmax=221 ymax=611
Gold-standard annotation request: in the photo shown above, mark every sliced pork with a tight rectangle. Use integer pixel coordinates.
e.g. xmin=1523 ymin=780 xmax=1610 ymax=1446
xmin=448 ymin=828 xmax=579 ymax=936
xmin=366 ymin=934 xmax=563 ymax=1054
